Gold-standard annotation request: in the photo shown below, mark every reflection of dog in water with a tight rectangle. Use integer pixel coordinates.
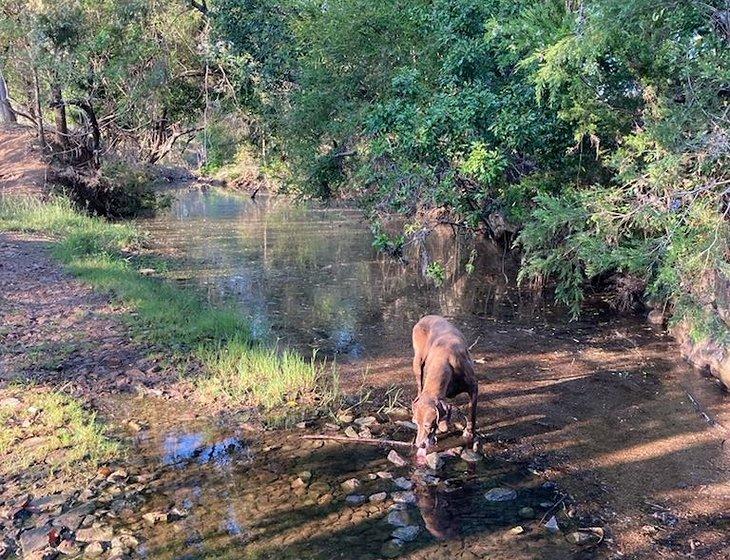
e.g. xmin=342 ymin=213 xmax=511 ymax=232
xmin=414 ymin=482 xmax=458 ymax=540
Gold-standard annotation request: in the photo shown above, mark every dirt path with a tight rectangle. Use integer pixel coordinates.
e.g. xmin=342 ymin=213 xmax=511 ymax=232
xmin=0 ymin=125 xmax=48 ymax=198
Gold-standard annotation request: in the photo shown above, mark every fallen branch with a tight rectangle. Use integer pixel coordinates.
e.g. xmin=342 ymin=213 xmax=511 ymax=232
xmin=301 ymin=434 xmax=413 ymax=448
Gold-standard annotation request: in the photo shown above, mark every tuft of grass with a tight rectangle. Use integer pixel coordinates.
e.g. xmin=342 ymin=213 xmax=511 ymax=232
xmin=0 ymin=195 xmax=339 ymax=410
xmin=0 ymin=388 xmax=119 ymax=475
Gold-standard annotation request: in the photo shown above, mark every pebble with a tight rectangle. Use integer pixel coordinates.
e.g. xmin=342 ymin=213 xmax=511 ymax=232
xmin=387 ymin=508 xmax=412 ymax=527
xmin=376 ymin=471 xmax=393 ymax=479
xmin=344 ymin=426 xmax=359 ymax=439
xmin=391 ymin=491 xmax=416 ymax=505
xmin=84 ymin=542 xmax=105 ymax=557
xmin=519 ymin=507 xmax=535 ymax=519
xmin=544 ymin=516 xmax=560 ymax=533
xmin=425 ymin=452 xmax=444 ymax=470
xmin=298 ymin=471 xmax=312 ymax=482
xmin=484 ymin=487 xmax=517 ymax=502
xmin=75 ymin=526 xmax=113 ymax=543
xmin=341 ymin=478 xmax=361 ymax=492
xmin=393 ymin=477 xmax=413 ymax=490
xmin=57 ymin=539 xmax=80 ymax=555
xmin=142 ymin=511 xmax=168 ymax=525
xmin=291 ymin=477 xmax=307 ymax=489
xmin=460 ymin=449 xmax=481 ymax=462
xmin=369 ymin=492 xmax=387 ymax=503
xmin=509 ymin=526 xmax=524 ymax=535
xmin=392 ymin=525 xmax=419 ymax=542
xmin=354 ymin=416 xmax=377 ymax=427
xmin=387 ymin=450 xmax=408 ymax=467
xmin=345 ymin=494 xmax=366 ymax=505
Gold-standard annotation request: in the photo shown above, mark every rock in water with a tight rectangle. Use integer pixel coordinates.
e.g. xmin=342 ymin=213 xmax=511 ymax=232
xmin=387 ymin=509 xmax=412 ymax=527
xmin=391 ymin=525 xmax=419 ymax=542
xmin=393 ymin=477 xmax=413 ymax=490
xmin=544 ymin=516 xmax=560 ymax=533
xmin=381 ymin=539 xmax=404 ymax=558
xmin=484 ymin=487 xmax=517 ymax=502
xmin=387 ymin=450 xmax=408 ymax=467
xmin=460 ymin=449 xmax=480 ymax=462
xmin=391 ymin=491 xmax=416 ymax=504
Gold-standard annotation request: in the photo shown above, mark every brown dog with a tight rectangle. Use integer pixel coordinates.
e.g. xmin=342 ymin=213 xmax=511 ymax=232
xmin=411 ymin=315 xmax=478 ymax=455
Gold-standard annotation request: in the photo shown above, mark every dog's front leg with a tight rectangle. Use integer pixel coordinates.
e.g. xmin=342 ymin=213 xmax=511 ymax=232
xmin=463 ymin=383 xmax=478 ymax=442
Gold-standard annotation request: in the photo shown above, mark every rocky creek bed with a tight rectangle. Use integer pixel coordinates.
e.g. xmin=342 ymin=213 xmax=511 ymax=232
xmin=1 ymin=395 xmax=605 ymax=560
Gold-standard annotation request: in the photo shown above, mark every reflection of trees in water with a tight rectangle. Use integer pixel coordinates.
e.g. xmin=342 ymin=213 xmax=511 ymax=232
xmin=146 ymin=191 xmax=543 ymax=354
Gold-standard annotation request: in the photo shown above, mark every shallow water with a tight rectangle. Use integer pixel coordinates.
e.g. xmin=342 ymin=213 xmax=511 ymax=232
xmin=142 ymin=188 xmax=535 ymax=359
xmin=129 ymin=189 xmax=587 ymax=558
xmin=115 ymin=400 xmax=578 ymax=560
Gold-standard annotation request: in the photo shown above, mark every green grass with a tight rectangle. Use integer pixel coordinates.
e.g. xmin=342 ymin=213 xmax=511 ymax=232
xmin=0 ymin=195 xmax=339 ymax=410
xmin=0 ymin=388 xmax=119 ymax=475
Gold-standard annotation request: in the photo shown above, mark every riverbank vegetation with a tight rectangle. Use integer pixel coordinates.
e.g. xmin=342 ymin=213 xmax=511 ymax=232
xmin=1 ymin=0 xmax=727 ymax=344
xmin=0 ymin=196 xmax=339 ymax=411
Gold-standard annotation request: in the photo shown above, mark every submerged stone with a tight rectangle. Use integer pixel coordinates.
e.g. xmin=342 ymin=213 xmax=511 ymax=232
xmin=391 ymin=491 xmax=416 ymax=504
xmin=387 ymin=509 xmax=412 ymax=527
xmin=391 ymin=525 xmax=419 ymax=542
xmin=484 ymin=487 xmax=517 ymax=502
xmin=393 ymin=477 xmax=413 ymax=490
xmin=345 ymin=494 xmax=366 ymax=505
xmin=381 ymin=538 xmax=404 ymax=558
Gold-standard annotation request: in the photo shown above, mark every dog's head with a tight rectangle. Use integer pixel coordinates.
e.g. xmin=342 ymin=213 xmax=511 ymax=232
xmin=412 ymin=396 xmax=449 ymax=455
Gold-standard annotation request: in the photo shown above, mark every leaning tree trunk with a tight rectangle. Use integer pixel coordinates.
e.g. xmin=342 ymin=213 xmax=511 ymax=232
xmin=50 ymin=81 xmax=68 ymax=149
xmin=0 ymin=69 xmax=16 ymax=123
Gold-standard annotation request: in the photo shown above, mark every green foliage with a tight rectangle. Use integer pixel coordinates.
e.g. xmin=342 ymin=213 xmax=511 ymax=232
xmin=425 ymin=261 xmax=447 ymax=287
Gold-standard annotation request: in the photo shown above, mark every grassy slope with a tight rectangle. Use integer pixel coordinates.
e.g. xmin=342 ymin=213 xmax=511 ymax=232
xmin=0 ymin=196 xmax=338 ymax=410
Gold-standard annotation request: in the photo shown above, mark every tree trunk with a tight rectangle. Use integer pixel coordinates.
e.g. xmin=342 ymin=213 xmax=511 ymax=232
xmin=32 ymin=67 xmax=45 ymax=148
xmin=0 ymin=70 xmax=16 ymax=123
xmin=50 ymin=81 xmax=68 ymax=148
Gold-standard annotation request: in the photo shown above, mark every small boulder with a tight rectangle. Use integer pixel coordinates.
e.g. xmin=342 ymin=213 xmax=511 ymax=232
xmin=369 ymin=492 xmax=387 ymax=503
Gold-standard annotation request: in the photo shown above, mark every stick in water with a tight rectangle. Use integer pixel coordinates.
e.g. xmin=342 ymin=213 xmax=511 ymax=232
xmin=301 ymin=434 xmax=413 ymax=448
